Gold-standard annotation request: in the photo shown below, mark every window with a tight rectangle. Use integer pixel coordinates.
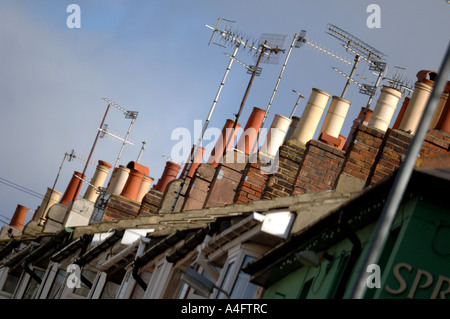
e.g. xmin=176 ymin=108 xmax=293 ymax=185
xmin=47 ymin=269 xmax=67 ymax=299
xmin=116 ymin=270 xmax=132 ymax=299
xmin=99 ymin=281 xmax=120 ymax=299
xmin=22 ymin=270 xmax=45 ymax=299
xmin=3 ymin=273 xmax=20 ymax=295
xmin=229 ymin=256 xmax=258 ymax=299
xmin=73 ymin=269 xmax=96 ymax=297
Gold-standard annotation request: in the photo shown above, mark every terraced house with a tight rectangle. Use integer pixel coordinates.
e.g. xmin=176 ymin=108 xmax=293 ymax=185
xmin=1 ymin=64 xmax=449 ymax=300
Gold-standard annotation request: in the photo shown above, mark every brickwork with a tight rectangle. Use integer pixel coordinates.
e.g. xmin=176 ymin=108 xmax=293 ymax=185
xmin=293 ymin=140 xmax=345 ymax=195
xmin=102 ymin=194 xmax=141 ymax=221
xmin=234 ymin=158 xmax=270 ymax=204
xmin=139 ymin=188 xmax=163 ymax=215
xmin=262 ymin=139 xmax=306 ymax=200
xmin=421 ymin=129 xmax=450 ymax=157
xmin=340 ymin=125 xmax=385 ymax=183
xmin=369 ymin=129 xmax=412 ymax=185
xmin=181 ymin=164 xmax=216 ymax=211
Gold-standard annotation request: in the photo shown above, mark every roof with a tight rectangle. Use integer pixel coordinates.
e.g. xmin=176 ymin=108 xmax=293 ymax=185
xmin=242 ymin=168 xmax=450 ymax=287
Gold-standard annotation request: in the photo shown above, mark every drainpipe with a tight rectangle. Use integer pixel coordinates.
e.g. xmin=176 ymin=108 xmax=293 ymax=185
xmin=132 ymin=237 xmax=150 ymax=291
xmin=332 ymin=223 xmax=361 ymax=299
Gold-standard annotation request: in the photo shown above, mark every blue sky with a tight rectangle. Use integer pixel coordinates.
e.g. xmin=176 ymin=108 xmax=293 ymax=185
xmin=0 ymin=0 xmax=449 ymax=227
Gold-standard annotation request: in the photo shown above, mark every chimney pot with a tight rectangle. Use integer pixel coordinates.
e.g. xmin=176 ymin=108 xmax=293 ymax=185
xmin=236 ymin=107 xmax=267 ymax=155
xmin=260 ymin=114 xmax=292 ymax=157
xmin=107 ymin=165 xmax=130 ymax=195
xmin=320 ymin=95 xmax=352 ymax=139
xmin=180 ymin=145 xmax=206 ymax=180
xmin=368 ymin=86 xmax=403 ymax=132
xmin=292 ymin=88 xmax=331 ymax=144
xmin=34 ymin=187 xmax=62 ymax=224
xmin=60 ymin=171 xmax=85 ymax=206
xmin=84 ymin=160 xmax=113 ymax=203
xmin=10 ymin=204 xmax=29 ymax=229
xmin=208 ymin=119 xmax=240 ymax=167
xmin=121 ymin=168 xmax=145 ymax=201
xmin=154 ymin=161 xmax=182 ymax=193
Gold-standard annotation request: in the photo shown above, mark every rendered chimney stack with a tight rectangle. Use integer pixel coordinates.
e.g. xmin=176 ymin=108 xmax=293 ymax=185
xmin=398 ymin=70 xmax=437 ymax=135
xmin=284 ymin=116 xmax=301 ymax=141
xmin=430 ymin=81 xmax=450 ymax=130
xmin=121 ymin=162 xmax=150 ymax=201
xmin=260 ymin=114 xmax=292 ymax=157
xmin=84 ymin=160 xmax=113 ymax=203
xmin=137 ymin=175 xmax=154 ymax=202
xmin=34 ymin=187 xmax=62 ymax=224
xmin=292 ymin=88 xmax=331 ymax=144
xmin=107 ymin=165 xmax=130 ymax=195
xmin=60 ymin=171 xmax=85 ymax=206
xmin=154 ymin=161 xmax=181 ymax=193
xmin=208 ymin=119 xmax=240 ymax=167
xmin=436 ymin=93 xmax=450 ymax=134
xmin=179 ymin=145 xmax=206 ymax=180
xmin=368 ymin=86 xmax=403 ymax=132
xmin=10 ymin=204 xmax=29 ymax=229
xmin=320 ymin=96 xmax=351 ymax=139
xmin=236 ymin=107 xmax=267 ymax=155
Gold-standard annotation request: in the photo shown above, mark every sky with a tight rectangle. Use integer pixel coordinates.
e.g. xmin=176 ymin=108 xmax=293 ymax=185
xmin=0 ymin=0 xmax=449 ymax=227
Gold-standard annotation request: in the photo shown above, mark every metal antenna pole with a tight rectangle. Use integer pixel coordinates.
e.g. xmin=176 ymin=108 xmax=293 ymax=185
xmin=39 ymin=150 xmax=74 ymax=226
xmin=359 ymin=64 xmax=388 ymax=124
xmin=341 ymin=54 xmax=360 ymax=98
xmin=290 ymin=90 xmax=305 ymax=119
xmin=137 ymin=141 xmax=147 ymax=163
xmin=114 ymin=116 xmax=136 ymax=168
xmin=350 ymin=42 xmax=450 ymax=299
xmin=170 ymin=44 xmax=241 ymax=212
xmin=71 ymin=103 xmax=111 ymax=204
xmin=218 ymin=40 xmax=268 ymax=166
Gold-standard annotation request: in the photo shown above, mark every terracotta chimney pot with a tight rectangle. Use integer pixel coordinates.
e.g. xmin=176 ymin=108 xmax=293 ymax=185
xmin=208 ymin=119 xmax=240 ymax=167
xmin=180 ymin=145 xmax=206 ymax=180
xmin=236 ymin=107 xmax=267 ymax=155
xmin=60 ymin=171 xmax=85 ymax=206
xmin=121 ymin=168 xmax=145 ymax=201
xmin=154 ymin=161 xmax=182 ymax=193
xmin=10 ymin=204 xmax=29 ymax=229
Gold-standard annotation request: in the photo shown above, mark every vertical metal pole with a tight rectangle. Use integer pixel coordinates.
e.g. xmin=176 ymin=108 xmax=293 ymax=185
xmin=71 ymin=104 xmax=110 ymax=203
xmin=248 ymin=35 xmax=298 ymax=159
xmin=170 ymin=44 xmax=240 ymax=212
xmin=350 ymin=42 xmax=450 ymax=299
xmin=290 ymin=90 xmax=305 ymax=119
xmin=359 ymin=65 xmax=388 ymax=125
xmin=341 ymin=55 xmax=360 ymax=98
xmin=114 ymin=117 xmax=136 ymax=168
xmin=137 ymin=141 xmax=147 ymax=163
xmin=218 ymin=41 xmax=268 ymax=166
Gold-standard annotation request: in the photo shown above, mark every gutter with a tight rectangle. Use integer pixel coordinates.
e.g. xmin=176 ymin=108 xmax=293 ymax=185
xmin=132 ymin=230 xmax=187 ymax=291
xmin=22 ymin=228 xmax=73 ymax=284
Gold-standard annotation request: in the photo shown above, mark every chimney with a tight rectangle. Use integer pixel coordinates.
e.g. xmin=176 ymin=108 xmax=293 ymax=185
xmin=284 ymin=116 xmax=301 ymax=141
xmin=342 ymin=107 xmax=374 ymax=152
xmin=236 ymin=107 xmax=266 ymax=155
xmin=368 ymin=86 xmax=403 ymax=133
xmin=207 ymin=119 xmax=240 ymax=167
xmin=84 ymin=160 xmax=113 ymax=203
xmin=60 ymin=171 xmax=85 ymax=206
xmin=430 ymin=81 xmax=450 ymax=130
xmin=10 ymin=204 xmax=29 ymax=229
xmin=34 ymin=187 xmax=62 ymax=224
xmin=179 ymin=145 xmax=206 ymax=180
xmin=398 ymin=70 xmax=437 ymax=134
xmin=260 ymin=114 xmax=292 ymax=157
xmin=291 ymin=88 xmax=331 ymax=144
xmin=392 ymin=97 xmax=410 ymax=130
xmin=319 ymin=96 xmax=351 ymax=146
xmin=107 ymin=165 xmax=130 ymax=195
xmin=121 ymin=162 xmax=150 ymax=201
xmin=154 ymin=161 xmax=181 ymax=193
xmin=435 ymin=93 xmax=450 ymax=134
xmin=136 ymin=175 xmax=154 ymax=203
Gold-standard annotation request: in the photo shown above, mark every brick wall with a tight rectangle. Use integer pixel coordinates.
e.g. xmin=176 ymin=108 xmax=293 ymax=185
xmin=335 ymin=125 xmax=385 ymax=192
xmin=369 ymin=129 xmax=412 ymax=185
xmin=234 ymin=157 xmax=270 ymax=204
xmin=102 ymin=194 xmax=141 ymax=221
xmin=181 ymin=164 xmax=215 ymax=211
xmin=421 ymin=129 xmax=450 ymax=157
xmin=293 ymin=140 xmax=345 ymax=195
xmin=262 ymin=139 xmax=306 ymax=200
xmin=139 ymin=188 xmax=163 ymax=215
